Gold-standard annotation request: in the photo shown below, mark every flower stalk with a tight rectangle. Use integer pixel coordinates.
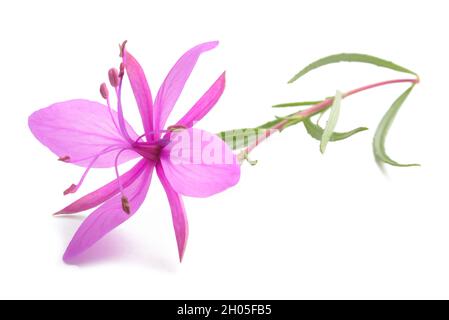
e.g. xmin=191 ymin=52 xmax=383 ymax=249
xmin=239 ymin=77 xmax=419 ymax=159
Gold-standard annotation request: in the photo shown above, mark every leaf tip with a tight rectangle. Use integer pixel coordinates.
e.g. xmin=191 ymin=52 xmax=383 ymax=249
xmin=287 ymin=75 xmax=299 ymax=84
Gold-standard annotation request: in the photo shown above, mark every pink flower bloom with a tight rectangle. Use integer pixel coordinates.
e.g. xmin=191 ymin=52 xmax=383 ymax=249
xmin=28 ymin=41 xmax=240 ymax=262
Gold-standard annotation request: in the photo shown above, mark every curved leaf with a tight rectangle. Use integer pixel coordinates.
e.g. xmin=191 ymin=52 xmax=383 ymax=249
xmin=373 ymin=85 xmax=419 ymax=167
xmin=289 ymin=53 xmax=417 ymax=83
xmin=303 ymin=117 xmax=368 ymax=142
xmin=320 ymin=91 xmax=342 ymax=153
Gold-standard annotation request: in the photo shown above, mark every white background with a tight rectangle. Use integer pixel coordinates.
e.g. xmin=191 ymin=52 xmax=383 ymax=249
xmin=0 ymin=0 xmax=448 ymax=299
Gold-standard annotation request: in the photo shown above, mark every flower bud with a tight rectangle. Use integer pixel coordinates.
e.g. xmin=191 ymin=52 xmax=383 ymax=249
xmin=100 ymin=83 xmax=109 ymax=99
xmin=108 ymin=68 xmax=120 ymax=87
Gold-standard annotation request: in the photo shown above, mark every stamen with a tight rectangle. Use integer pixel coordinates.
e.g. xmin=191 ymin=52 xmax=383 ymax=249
xmin=113 ymin=70 xmax=134 ymax=145
xmin=119 ymin=40 xmax=128 ymax=58
xmin=100 ymin=83 xmax=109 ymax=99
xmin=167 ymin=125 xmax=187 ymax=132
xmin=119 ymin=62 xmax=125 ymax=78
xmin=104 ymin=93 xmax=120 ymax=134
xmin=134 ymin=133 xmax=146 ymax=144
xmin=113 ymin=148 xmax=135 ymax=214
xmin=58 ymin=155 xmax=71 ymax=163
xmin=108 ymin=68 xmax=120 ymax=87
xmin=121 ymin=196 xmax=131 ymax=214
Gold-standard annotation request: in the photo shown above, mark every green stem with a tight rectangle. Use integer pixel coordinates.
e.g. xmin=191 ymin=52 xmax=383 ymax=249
xmin=239 ymin=77 xmax=419 ymax=159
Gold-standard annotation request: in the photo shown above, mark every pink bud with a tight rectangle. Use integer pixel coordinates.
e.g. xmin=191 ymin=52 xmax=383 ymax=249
xmin=108 ymin=68 xmax=120 ymax=87
xmin=100 ymin=83 xmax=109 ymax=99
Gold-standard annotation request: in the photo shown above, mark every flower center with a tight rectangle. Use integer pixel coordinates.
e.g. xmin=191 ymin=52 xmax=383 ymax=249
xmin=133 ymin=141 xmax=163 ymax=162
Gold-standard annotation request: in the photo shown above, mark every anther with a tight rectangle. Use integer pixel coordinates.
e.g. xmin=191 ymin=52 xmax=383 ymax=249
xmin=108 ymin=68 xmax=120 ymax=87
xmin=167 ymin=125 xmax=187 ymax=132
xmin=119 ymin=40 xmax=128 ymax=58
xmin=58 ymin=155 xmax=71 ymax=163
xmin=100 ymin=83 xmax=109 ymax=99
xmin=121 ymin=196 xmax=131 ymax=214
xmin=63 ymin=184 xmax=77 ymax=195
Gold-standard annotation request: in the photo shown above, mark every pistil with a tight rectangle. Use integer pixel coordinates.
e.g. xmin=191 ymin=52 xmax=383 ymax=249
xmin=63 ymin=146 xmax=122 ymax=195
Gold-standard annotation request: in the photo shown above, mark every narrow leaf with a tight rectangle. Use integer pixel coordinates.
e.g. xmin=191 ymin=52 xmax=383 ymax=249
xmin=257 ymin=118 xmax=284 ymax=129
xmin=272 ymin=100 xmax=322 ymax=108
xmin=303 ymin=117 xmax=368 ymax=142
xmin=258 ymin=110 xmax=304 ymax=130
xmin=289 ymin=53 xmax=417 ymax=83
xmin=218 ymin=128 xmax=268 ymax=150
xmin=275 ymin=114 xmax=304 ymax=121
xmin=320 ymin=90 xmax=342 ymax=153
xmin=373 ymin=85 xmax=419 ymax=167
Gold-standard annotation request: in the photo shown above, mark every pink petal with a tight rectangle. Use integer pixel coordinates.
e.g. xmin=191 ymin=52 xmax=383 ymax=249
xmin=154 ymin=41 xmax=219 ymax=132
xmin=156 ymin=163 xmax=188 ymax=262
xmin=29 ymin=99 xmax=139 ymax=168
xmin=160 ymin=128 xmax=240 ymax=197
xmin=63 ymin=160 xmax=154 ymax=262
xmin=55 ymin=159 xmax=147 ymax=215
xmin=176 ymin=72 xmax=226 ymax=128
xmin=123 ymin=50 xmax=154 ymax=137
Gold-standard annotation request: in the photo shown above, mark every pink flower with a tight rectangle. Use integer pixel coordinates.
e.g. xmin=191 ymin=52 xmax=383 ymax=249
xmin=28 ymin=41 xmax=240 ymax=262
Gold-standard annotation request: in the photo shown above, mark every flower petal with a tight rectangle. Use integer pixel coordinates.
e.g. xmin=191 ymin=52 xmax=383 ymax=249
xmin=160 ymin=128 xmax=240 ymax=197
xmin=55 ymin=159 xmax=148 ymax=215
xmin=156 ymin=163 xmax=188 ymax=262
xmin=154 ymin=41 xmax=218 ymax=131
xmin=29 ymin=99 xmax=139 ymax=167
xmin=123 ymin=50 xmax=154 ymax=137
xmin=176 ymin=72 xmax=226 ymax=128
xmin=63 ymin=160 xmax=154 ymax=262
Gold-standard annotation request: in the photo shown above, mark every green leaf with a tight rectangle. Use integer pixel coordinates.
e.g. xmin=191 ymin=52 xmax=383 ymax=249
xmin=373 ymin=85 xmax=419 ymax=168
xmin=303 ymin=117 xmax=368 ymax=142
xmin=320 ymin=90 xmax=342 ymax=153
xmin=289 ymin=53 xmax=417 ymax=83
xmin=272 ymin=100 xmax=322 ymax=108
xmin=257 ymin=118 xmax=283 ymax=129
xmin=275 ymin=114 xmax=304 ymax=121
xmin=218 ymin=128 xmax=268 ymax=150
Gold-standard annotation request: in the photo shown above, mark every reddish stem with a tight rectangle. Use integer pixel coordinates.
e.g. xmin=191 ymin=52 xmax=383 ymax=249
xmin=241 ymin=77 xmax=419 ymax=157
